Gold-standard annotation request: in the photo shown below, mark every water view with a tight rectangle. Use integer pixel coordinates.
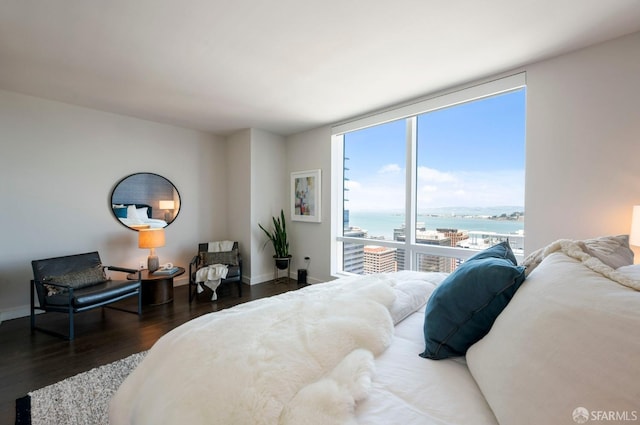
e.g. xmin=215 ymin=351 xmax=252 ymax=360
xmin=347 ymin=208 xmax=524 ymax=241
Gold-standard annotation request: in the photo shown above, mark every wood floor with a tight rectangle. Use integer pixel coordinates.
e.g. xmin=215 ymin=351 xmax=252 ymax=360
xmin=0 ymin=279 xmax=302 ymax=424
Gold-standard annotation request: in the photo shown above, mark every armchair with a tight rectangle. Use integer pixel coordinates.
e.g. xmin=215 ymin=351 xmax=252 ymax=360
xmin=189 ymin=241 xmax=243 ymax=302
xmin=31 ymin=251 xmax=142 ymax=340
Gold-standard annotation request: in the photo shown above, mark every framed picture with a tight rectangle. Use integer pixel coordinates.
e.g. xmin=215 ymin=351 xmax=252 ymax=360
xmin=291 ymin=169 xmax=321 ymax=222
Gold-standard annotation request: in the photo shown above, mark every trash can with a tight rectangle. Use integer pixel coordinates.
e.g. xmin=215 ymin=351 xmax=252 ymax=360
xmin=297 ymin=269 xmax=307 ymax=285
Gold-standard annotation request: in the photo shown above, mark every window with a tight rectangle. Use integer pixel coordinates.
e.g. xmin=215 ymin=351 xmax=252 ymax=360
xmin=331 ymin=74 xmax=526 ymax=276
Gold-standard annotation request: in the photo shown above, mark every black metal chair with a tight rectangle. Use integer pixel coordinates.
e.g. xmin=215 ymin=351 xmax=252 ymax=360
xmin=189 ymin=242 xmax=243 ymax=302
xmin=31 ymin=251 xmax=142 ymax=340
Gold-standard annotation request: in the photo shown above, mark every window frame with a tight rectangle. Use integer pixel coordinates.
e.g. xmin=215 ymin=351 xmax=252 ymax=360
xmin=331 ymin=73 xmax=526 ymax=277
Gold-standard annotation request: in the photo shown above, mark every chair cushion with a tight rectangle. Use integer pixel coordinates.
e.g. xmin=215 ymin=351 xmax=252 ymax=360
xmin=46 ymin=279 xmax=140 ymax=308
xmin=200 ymin=249 xmax=239 ymax=266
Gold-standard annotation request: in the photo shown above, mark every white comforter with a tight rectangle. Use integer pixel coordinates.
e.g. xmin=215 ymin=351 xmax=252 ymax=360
xmin=110 ymin=275 xmax=392 ymax=425
xmin=110 ymin=271 xmax=493 ymax=425
xmin=118 ymin=217 xmax=167 ymax=228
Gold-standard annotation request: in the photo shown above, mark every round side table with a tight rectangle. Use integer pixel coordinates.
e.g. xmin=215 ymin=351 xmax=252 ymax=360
xmin=127 ymin=267 xmax=185 ymax=306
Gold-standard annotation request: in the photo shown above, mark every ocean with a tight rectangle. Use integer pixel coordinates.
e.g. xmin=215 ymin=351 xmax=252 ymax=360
xmin=346 ymin=209 xmax=524 ymax=240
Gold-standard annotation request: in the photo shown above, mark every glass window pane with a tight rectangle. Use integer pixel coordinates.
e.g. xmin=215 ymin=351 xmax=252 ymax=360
xmin=415 ymin=89 xmax=526 ymax=255
xmin=343 ymin=120 xmax=406 ymax=241
xmin=342 ymin=242 xmax=404 ymax=275
xmin=416 ymin=253 xmax=462 ymax=273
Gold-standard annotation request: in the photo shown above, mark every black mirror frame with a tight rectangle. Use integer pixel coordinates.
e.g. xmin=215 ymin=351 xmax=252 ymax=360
xmin=110 ymin=172 xmax=181 ymax=231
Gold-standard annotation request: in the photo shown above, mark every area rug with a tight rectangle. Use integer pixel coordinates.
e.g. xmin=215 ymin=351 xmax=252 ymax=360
xmin=16 ymin=351 xmax=146 ymax=425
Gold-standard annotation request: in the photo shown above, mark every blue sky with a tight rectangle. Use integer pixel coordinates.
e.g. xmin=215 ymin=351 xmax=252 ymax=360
xmin=344 ymin=89 xmax=526 ymax=211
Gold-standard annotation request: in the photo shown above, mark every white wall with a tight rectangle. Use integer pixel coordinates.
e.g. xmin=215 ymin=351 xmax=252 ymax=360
xmin=226 ymin=129 xmax=252 ymax=282
xmin=250 ymin=129 xmax=287 ymax=283
xmin=286 ymin=126 xmax=333 ymax=283
xmin=525 ymin=31 xmax=640 ymax=253
xmin=0 ymin=90 xmax=227 ymax=321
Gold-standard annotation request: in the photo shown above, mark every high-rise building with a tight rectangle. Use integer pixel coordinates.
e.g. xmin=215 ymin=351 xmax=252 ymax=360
xmin=393 ymin=225 xmax=469 ymax=273
xmin=364 ymin=245 xmax=397 ymax=274
xmin=343 ymin=226 xmax=366 ymax=274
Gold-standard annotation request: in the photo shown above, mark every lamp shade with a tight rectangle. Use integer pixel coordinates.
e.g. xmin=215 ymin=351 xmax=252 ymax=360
xmin=159 ymin=200 xmax=175 ymax=210
xmin=138 ymin=228 xmax=166 ymax=249
xmin=630 ymin=206 xmax=640 ymax=247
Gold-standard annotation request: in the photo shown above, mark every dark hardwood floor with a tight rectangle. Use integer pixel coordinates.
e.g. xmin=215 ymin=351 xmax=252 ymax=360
xmin=0 ymin=279 xmax=302 ymax=424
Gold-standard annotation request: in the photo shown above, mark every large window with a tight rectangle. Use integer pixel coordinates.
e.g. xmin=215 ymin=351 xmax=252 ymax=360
xmin=331 ymin=74 xmax=526 ymax=275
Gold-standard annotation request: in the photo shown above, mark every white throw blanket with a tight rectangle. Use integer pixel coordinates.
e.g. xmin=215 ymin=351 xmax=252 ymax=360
xmin=526 ymin=239 xmax=640 ymax=291
xmin=110 ymin=278 xmax=397 ymax=425
xmin=207 ymin=240 xmax=234 ymax=252
xmin=195 ymin=264 xmax=228 ymax=300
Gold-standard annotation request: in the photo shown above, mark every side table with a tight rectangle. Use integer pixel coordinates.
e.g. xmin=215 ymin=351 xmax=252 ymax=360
xmin=127 ymin=267 xmax=185 ymax=306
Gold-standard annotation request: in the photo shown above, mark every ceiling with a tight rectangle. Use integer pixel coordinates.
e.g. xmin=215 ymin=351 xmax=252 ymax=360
xmin=1 ymin=1 xmax=640 ymax=136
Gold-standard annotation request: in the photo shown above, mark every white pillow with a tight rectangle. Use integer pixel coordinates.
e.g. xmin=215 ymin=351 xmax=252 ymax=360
xmin=466 ymin=252 xmax=640 ymax=425
xmin=136 ymin=207 xmax=149 ymax=220
xmin=388 ymin=280 xmax=436 ymax=325
xmin=580 ymin=234 xmax=634 ymax=269
xmin=126 ymin=204 xmax=138 ymax=219
xmin=617 ymin=264 xmax=640 ymax=280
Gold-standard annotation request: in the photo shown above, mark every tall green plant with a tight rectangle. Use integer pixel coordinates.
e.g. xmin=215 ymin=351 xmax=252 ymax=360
xmin=258 ymin=209 xmax=289 ymax=258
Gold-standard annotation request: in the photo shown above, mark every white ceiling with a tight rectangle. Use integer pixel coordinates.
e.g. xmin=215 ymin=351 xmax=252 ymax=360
xmin=1 ymin=1 xmax=640 ymax=136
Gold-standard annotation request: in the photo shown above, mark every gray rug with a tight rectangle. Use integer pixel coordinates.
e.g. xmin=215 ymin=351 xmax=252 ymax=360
xmin=28 ymin=351 xmax=147 ymax=425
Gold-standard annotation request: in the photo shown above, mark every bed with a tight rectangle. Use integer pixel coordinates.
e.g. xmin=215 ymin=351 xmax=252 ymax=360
xmin=112 ymin=203 xmax=167 ymax=229
xmin=109 ymin=236 xmax=640 ymax=425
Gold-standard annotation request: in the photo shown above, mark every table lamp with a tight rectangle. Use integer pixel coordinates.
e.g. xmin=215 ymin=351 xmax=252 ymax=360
xmin=138 ymin=228 xmax=165 ymax=272
xmin=158 ymin=200 xmax=175 ymax=222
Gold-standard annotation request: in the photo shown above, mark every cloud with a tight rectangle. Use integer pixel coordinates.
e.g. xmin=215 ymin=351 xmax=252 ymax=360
xmin=417 ymin=166 xmax=456 ymax=183
xmin=378 ymin=163 xmax=402 ymax=174
xmin=345 ymin=180 xmax=361 ymax=190
xmin=415 ymin=169 xmax=523 ymax=208
xmin=345 ymin=165 xmax=524 ymax=211
xmin=421 ymin=185 xmax=438 ymax=193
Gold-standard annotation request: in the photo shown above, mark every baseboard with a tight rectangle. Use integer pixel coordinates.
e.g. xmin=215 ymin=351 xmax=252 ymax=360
xmin=249 ymin=268 xmax=320 ymax=285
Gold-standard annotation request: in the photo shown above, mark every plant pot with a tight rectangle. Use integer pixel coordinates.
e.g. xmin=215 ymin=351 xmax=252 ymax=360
xmin=274 ymin=256 xmax=291 ymax=270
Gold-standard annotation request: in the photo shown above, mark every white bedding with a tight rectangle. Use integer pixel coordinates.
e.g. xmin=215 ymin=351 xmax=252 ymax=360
xmin=110 ymin=271 xmax=482 ymax=425
xmin=109 ymin=238 xmax=640 ymax=425
xmin=356 ymin=305 xmax=498 ymax=425
xmin=118 ymin=217 xmax=167 ymax=228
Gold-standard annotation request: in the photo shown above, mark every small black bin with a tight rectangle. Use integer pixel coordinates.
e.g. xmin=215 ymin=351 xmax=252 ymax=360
xmin=297 ymin=269 xmax=307 ymax=285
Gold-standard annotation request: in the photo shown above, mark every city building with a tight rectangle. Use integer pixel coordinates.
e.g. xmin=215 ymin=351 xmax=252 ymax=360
xmin=363 ymin=245 xmax=397 ymax=274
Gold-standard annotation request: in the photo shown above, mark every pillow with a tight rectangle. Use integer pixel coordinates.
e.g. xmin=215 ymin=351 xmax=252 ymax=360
xmin=465 ymin=240 xmax=518 ymax=265
xmin=127 ymin=204 xmax=138 ymax=219
xmin=580 ymin=234 xmax=634 ymax=269
xmin=420 ymin=242 xmax=525 ymax=360
xmin=136 ymin=207 xmax=149 ymax=220
xmin=113 ymin=206 xmax=127 ymax=218
xmin=200 ymin=249 xmax=239 ymax=267
xmin=522 ymin=235 xmax=634 ymax=278
xmin=44 ymin=265 xmax=107 ymax=295
xmin=466 ymin=252 xmax=640 ymax=424
xmin=616 ymin=264 xmax=640 ymax=280
xmin=388 ymin=280 xmax=436 ymax=325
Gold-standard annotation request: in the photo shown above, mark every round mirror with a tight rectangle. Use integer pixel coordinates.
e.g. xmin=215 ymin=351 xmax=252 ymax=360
xmin=110 ymin=173 xmax=181 ymax=231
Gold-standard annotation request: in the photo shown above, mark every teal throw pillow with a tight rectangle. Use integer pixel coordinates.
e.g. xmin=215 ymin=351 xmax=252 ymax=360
xmin=466 ymin=240 xmax=518 ymax=265
xmin=420 ymin=242 xmax=525 ymax=360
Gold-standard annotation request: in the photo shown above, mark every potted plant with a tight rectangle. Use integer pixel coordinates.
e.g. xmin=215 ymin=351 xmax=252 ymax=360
xmin=259 ymin=209 xmax=291 ymax=270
